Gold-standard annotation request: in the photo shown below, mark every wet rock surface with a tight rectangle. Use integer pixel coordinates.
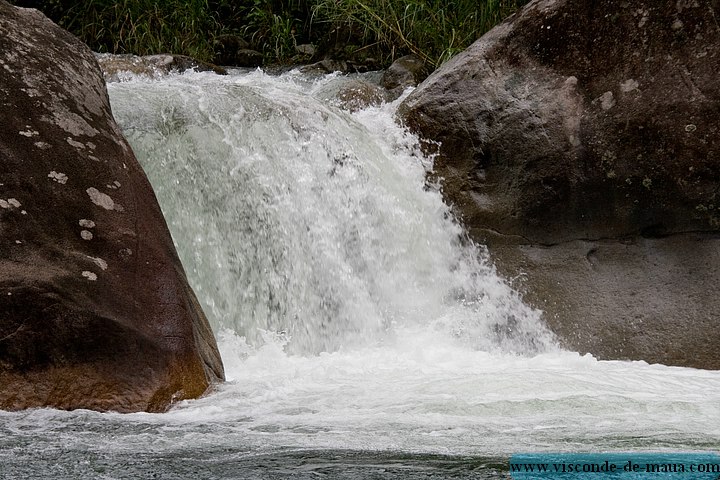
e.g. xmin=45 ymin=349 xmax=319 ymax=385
xmin=96 ymin=53 xmax=226 ymax=82
xmin=382 ymin=55 xmax=429 ymax=100
xmin=0 ymin=2 xmax=224 ymax=412
xmin=400 ymin=0 xmax=720 ymax=368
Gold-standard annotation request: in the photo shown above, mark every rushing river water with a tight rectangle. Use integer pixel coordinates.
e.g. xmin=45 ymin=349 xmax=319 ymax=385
xmin=2 ymin=69 xmax=719 ymax=479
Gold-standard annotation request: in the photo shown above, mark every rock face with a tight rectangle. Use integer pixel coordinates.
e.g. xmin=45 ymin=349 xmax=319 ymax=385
xmin=212 ymin=34 xmax=263 ymax=67
xmin=382 ymin=55 xmax=429 ymax=100
xmin=313 ymin=77 xmax=387 ymax=112
xmin=300 ymin=59 xmax=354 ymax=74
xmin=400 ymin=0 xmax=720 ymax=368
xmin=0 ymin=2 xmax=225 ymax=412
xmin=96 ymin=53 xmax=227 ymax=83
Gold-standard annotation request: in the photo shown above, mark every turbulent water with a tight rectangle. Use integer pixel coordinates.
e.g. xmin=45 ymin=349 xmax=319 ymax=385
xmin=2 ymin=69 xmax=719 ymax=479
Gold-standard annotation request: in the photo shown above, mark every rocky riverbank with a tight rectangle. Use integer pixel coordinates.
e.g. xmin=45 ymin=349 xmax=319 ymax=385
xmin=400 ymin=0 xmax=720 ymax=369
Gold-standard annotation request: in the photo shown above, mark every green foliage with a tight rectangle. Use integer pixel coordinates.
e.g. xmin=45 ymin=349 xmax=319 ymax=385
xmin=56 ymin=0 xmax=218 ymax=61
xmin=11 ymin=0 xmax=528 ymax=67
xmin=311 ymin=0 xmax=528 ymax=67
xmin=241 ymin=0 xmax=304 ymax=62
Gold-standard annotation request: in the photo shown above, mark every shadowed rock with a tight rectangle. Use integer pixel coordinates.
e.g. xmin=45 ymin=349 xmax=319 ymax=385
xmin=213 ymin=34 xmax=263 ymax=67
xmin=0 ymin=2 xmax=224 ymax=412
xmin=382 ymin=55 xmax=429 ymax=100
xmin=400 ymin=0 xmax=720 ymax=368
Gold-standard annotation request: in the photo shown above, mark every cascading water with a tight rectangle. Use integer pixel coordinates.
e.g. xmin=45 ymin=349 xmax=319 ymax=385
xmin=1 ymin=69 xmax=719 ymax=479
xmin=108 ymin=69 xmax=552 ymax=356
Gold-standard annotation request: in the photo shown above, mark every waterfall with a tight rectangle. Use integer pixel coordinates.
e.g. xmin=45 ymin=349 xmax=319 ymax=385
xmin=2 ymin=70 xmax=717 ymax=479
xmin=108 ymin=69 xmax=555 ymax=356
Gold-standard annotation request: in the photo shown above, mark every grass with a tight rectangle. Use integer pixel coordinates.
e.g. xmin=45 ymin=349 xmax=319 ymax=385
xmin=311 ymin=0 xmax=528 ymax=68
xmin=56 ymin=0 xmax=218 ymax=61
xmin=11 ymin=0 xmax=529 ymax=68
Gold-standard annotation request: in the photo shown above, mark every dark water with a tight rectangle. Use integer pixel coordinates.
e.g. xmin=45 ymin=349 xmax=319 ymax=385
xmin=2 ymin=444 xmax=508 ymax=479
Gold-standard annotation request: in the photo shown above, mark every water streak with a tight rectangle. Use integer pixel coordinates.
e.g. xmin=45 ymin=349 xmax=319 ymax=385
xmin=109 ymin=69 xmax=553 ymax=355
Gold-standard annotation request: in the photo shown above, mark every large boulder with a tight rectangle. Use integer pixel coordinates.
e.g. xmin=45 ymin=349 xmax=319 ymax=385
xmin=400 ymin=0 xmax=720 ymax=368
xmin=0 ymin=2 xmax=224 ymax=412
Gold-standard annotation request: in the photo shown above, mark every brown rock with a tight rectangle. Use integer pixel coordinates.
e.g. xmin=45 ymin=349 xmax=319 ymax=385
xmin=382 ymin=55 xmax=429 ymax=100
xmin=0 ymin=2 xmax=224 ymax=412
xmin=330 ymin=79 xmax=387 ymax=112
xmin=300 ymin=59 xmax=352 ymax=75
xmin=400 ymin=0 xmax=720 ymax=368
xmin=96 ymin=53 xmax=227 ymax=83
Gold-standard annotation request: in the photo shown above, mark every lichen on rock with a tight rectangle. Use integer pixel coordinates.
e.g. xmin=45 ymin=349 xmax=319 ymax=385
xmin=0 ymin=1 xmax=224 ymax=412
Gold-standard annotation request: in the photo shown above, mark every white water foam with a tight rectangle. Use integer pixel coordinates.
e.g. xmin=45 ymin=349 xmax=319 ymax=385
xmin=102 ymin=69 xmax=720 ymax=455
xmin=109 ymin=69 xmax=552 ymax=356
xmin=2 ymin=70 xmax=716 ymax=475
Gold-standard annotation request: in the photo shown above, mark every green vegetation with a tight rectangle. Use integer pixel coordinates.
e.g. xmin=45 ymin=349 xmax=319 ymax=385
xmin=59 ymin=0 xmax=218 ymax=61
xmin=12 ymin=0 xmax=529 ymax=67
xmin=311 ymin=0 xmax=527 ymax=67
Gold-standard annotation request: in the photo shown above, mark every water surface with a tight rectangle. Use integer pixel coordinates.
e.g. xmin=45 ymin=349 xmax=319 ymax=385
xmin=2 ymin=70 xmax=718 ymax=479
